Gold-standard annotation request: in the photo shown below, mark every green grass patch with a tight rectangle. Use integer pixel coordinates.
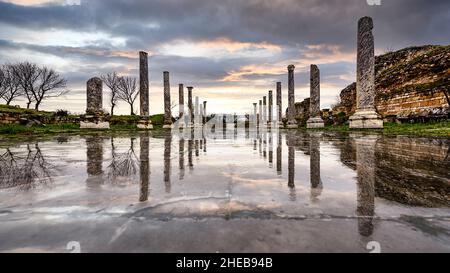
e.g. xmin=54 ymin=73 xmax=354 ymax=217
xmin=308 ymin=121 xmax=450 ymax=137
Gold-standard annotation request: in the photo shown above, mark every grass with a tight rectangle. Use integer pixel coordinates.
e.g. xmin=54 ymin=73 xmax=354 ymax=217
xmin=1 ymin=121 xmax=449 ymax=138
xmin=308 ymin=121 xmax=450 ymax=137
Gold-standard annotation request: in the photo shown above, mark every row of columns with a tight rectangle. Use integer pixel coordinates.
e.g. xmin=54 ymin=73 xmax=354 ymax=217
xmin=250 ymin=16 xmax=383 ymax=130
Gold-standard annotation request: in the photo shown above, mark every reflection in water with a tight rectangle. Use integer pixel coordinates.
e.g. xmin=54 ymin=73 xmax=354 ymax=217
xmin=263 ymin=130 xmax=267 ymax=159
xmin=108 ymin=137 xmax=138 ymax=185
xmin=188 ymin=139 xmax=194 ymax=171
xmin=179 ymin=138 xmax=185 ymax=180
xmin=139 ymin=133 xmax=150 ymax=202
xmin=276 ymin=132 xmax=282 ymax=175
xmin=1 ymin=131 xmax=449 ymax=250
xmin=310 ymin=134 xmax=323 ymax=201
xmin=268 ymin=131 xmax=273 ymax=168
xmin=86 ymin=136 xmax=104 ymax=187
xmin=0 ymin=144 xmax=53 ymax=190
xmin=354 ymin=135 xmax=377 ymax=237
xmin=286 ymin=132 xmax=296 ymax=201
xmin=164 ymin=133 xmax=172 ymax=193
xmin=195 ymin=139 xmax=199 ymax=157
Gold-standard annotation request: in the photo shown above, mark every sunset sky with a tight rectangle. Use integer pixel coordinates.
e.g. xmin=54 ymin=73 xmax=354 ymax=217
xmin=0 ymin=0 xmax=449 ymax=114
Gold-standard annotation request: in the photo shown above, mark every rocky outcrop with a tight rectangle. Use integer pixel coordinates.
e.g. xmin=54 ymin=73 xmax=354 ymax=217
xmin=333 ymin=45 xmax=450 ymax=122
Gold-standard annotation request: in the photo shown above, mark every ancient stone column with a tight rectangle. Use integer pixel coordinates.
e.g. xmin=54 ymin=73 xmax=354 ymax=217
xmin=276 ymin=82 xmax=283 ymax=127
xmin=253 ymin=103 xmax=257 ymax=126
xmin=268 ymin=90 xmax=273 ymax=127
xmin=179 ymin=84 xmax=184 ymax=120
xmin=187 ymin=87 xmax=194 ymax=127
xmin=199 ymin=104 xmax=204 ymax=125
xmin=137 ymin=51 xmax=153 ymax=129
xmin=287 ymin=65 xmax=298 ymax=128
xmin=163 ymin=71 xmax=172 ymax=129
xmin=349 ymin=17 xmax=383 ymax=129
xmin=86 ymin=77 xmax=102 ymax=113
xmin=307 ymin=65 xmax=325 ymax=128
xmin=139 ymin=133 xmax=150 ymax=202
xmin=263 ymin=96 xmax=267 ymax=125
xmin=195 ymin=96 xmax=200 ymax=126
xmin=203 ymin=101 xmax=207 ymax=124
xmin=139 ymin=51 xmax=149 ymax=116
xmin=258 ymin=100 xmax=262 ymax=128
xmin=81 ymin=78 xmax=110 ymax=129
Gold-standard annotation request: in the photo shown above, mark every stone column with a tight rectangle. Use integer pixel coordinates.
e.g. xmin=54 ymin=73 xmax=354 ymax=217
xmin=86 ymin=77 xmax=102 ymax=113
xmin=276 ymin=82 xmax=283 ymax=127
xmin=307 ymin=65 xmax=325 ymax=128
xmin=199 ymin=104 xmax=204 ymax=126
xmin=263 ymin=96 xmax=267 ymax=126
xmin=268 ymin=90 xmax=273 ymax=127
xmin=81 ymin=77 xmax=110 ymax=129
xmin=139 ymin=51 xmax=149 ymax=116
xmin=258 ymin=100 xmax=262 ymax=128
xmin=163 ymin=71 xmax=172 ymax=129
xmin=287 ymin=65 xmax=298 ymax=128
xmin=138 ymin=51 xmax=153 ymax=129
xmin=349 ymin=17 xmax=383 ymax=129
xmin=187 ymin=87 xmax=194 ymax=127
xmin=195 ymin=96 xmax=200 ymax=126
xmin=253 ymin=103 xmax=257 ymax=126
xmin=179 ymin=84 xmax=184 ymax=120
xmin=203 ymin=101 xmax=207 ymax=124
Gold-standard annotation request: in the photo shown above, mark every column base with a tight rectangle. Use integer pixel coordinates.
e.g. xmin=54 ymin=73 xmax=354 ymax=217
xmin=137 ymin=119 xmax=153 ymax=130
xmin=349 ymin=110 xmax=384 ymax=129
xmin=286 ymin=120 xmax=298 ymax=129
xmin=307 ymin=117 xmax=325 ymax=129
xmin=80 ymin=121 xmax=110 ymax=129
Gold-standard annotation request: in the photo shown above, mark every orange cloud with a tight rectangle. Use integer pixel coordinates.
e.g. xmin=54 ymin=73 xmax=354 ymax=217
xmin=221 ymin=44 xmax=355 ymax=82
xmin=198 ymin=37 xmax=282 ymax=53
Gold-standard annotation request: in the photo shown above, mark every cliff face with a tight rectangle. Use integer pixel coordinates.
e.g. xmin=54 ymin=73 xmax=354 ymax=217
xmin=333 ymin=45 xmax=450 ymax=121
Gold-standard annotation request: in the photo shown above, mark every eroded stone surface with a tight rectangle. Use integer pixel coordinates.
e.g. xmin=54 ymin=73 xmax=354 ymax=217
xmin=139 ymin=51 xmax=149 ymax=117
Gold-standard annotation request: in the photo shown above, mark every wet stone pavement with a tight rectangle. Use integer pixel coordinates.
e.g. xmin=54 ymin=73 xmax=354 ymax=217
xmin=0 ymin=130 xmax=449 ymax=253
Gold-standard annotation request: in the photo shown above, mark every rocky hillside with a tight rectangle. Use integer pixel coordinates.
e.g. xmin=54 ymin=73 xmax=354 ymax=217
xmin=333 ymin=45 xmax=450 ymax=122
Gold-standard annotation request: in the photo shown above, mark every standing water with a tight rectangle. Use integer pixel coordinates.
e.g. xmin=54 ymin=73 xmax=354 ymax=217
xmin=0 ymin=130 xmax=449 ymax=252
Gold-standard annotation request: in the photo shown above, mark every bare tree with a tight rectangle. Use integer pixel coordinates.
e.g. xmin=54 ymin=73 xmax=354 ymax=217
xmin=34 ymin=66 xmax=67 ymax=110
xmin=117 ymin=76 xmax=139 ymax=115
xmin=11 ymin=62 xmax=67 ymax=110
xmin=10 ymin=62 xmax=39 ymax=109
xmin=0 ymin=66 xmax=4 ymax=101
xmin=101 ymin=72 xmax=120 ymax=116
xmin=0 ymin=64 xmax=23 ymax=105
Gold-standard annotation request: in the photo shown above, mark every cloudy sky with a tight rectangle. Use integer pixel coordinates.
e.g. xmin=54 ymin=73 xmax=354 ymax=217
xmin=0 ymin=0 xmax=449 ymax=114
